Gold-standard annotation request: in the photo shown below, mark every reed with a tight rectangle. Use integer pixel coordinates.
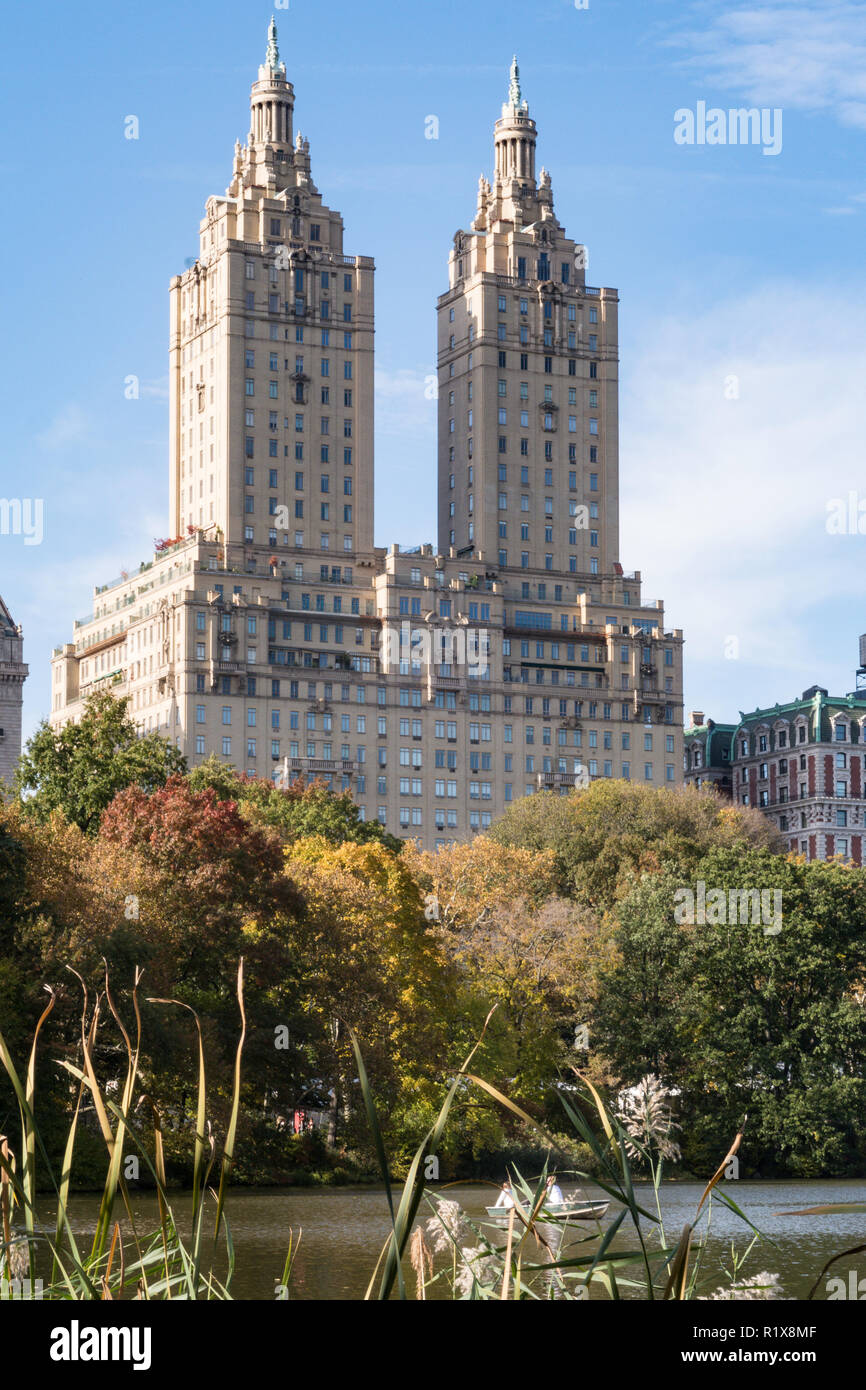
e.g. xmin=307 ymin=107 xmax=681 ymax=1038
xmin=0 ymin=962 xmax=251 ymax=1301
xmin=2 ymin=966 xmax=861 ymax=1303
xmin=354 ymin=1052 xmax=789 ymax=1301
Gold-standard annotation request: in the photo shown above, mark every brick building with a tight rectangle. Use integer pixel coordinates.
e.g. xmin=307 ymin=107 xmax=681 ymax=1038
xmin=731 ymin=685 xmax=866 ymax=862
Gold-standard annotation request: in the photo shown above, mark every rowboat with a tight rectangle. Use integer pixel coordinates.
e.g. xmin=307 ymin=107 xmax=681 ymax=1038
xmin=484 ymin=1199 xmax=609 ymax=1224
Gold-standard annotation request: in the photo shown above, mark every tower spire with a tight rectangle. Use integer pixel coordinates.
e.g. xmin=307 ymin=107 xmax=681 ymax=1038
xmin=494 ymin=57 xmax=535 ymax=186
xmin=508 ymin=55 xmax=522 ymax=109
xmin=263 ymin=15 xmax=286 ymax=78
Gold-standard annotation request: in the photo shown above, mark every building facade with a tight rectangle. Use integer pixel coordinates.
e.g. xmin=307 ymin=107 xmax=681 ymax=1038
xmin=437 ymin=58 xmax=618 ymax=579
xmin=0 ymin=596 xmax=27 ymax=787
xmin=683 ymin=711 xmax=735 ymax=798
xmin=731 ymin=685 xmax=866 ymax=863
xmin=49 ymin=23 xmax=684 ymax=851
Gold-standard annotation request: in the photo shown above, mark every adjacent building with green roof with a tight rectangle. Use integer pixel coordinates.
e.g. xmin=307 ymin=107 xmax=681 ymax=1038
xmin=683 ymin=710 xmax=736 ymax=798
xmin=729 ymin=684 xmax=866 ymax=862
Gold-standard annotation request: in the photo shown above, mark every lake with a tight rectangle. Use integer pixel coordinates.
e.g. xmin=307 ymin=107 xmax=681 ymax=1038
xmin=58 ymin=1178 xmax=865 ymax=1300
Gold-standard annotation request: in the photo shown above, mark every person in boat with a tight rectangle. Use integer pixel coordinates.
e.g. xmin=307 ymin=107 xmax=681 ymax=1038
xmin=545 ymin=1175 xmax=565 ymax=1206
xmin=493 ymin=1179 xmax=514 ymax=1209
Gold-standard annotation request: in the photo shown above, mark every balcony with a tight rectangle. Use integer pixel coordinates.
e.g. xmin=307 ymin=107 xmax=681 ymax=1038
xmin=536 ymin=771 xmax=582 ymax=789
xmin=288 ymin=757 xmax=355 ymax=775
xmin=634 ymin=688 xmax=667 ymax=708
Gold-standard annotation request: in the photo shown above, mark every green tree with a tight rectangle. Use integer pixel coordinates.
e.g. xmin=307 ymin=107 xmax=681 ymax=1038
xmin=15 ymin=691 xmax=186 ymax=834
xmin=593 ymin=850 xmax=866 ymax=1175
xmin=489 ymin=781 xmax=781 ymax=908
xmin=187 ymin=755 xmax=402 ymax=851
xmin=590 ymin=873 xmax=688 ymax=1080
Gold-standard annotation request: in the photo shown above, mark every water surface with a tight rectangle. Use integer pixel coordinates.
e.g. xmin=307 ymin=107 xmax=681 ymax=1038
xmin=59 ymin=1178 xmax=865 ymax=1300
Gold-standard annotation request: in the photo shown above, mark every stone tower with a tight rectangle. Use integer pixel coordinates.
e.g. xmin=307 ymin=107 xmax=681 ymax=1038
xmin=0 ymin=596 xmax=27 ymax=787
xmin=437 ymin=58 xmax=619 ymax=578
xmin=167 ymin=16 xmax=375 ymax=567
xmin=49 ymin=37 xmax=684 ymax=849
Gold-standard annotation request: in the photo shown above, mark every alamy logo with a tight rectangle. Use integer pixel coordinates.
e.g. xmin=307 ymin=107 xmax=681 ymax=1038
xmin=1 ymin=1277 xmax=44 ymax=1300
xmin=382 ymin=621 xmax=490 ymax=676
xmin=0 ymin=497 xmax=44 ymax=546
xmin=674 ymin=102 xmax=783 ymax=156
xmin=49 ymin=1321 xmax=152 ymax=1371
xmin=674 ymin=881 xmax=782 ymax=935
xmin=826 ymin=491 xmax=866 ymax=535
xmin=826 ymin=1270 xmax=866 ymax=1300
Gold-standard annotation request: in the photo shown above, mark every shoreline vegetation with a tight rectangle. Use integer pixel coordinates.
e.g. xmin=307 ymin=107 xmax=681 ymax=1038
xmin=1 ymin=691 xmax=865 ymax=1297
xmin=2 ymin=976 xmax=862 ymax=1302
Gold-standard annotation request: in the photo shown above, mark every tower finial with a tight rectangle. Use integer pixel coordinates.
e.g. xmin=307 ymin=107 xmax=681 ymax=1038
xmin=260 ymin=14 xmax=286 ymax=81
xmin=266 ymin=15 xmax=281 ymax=71
xmin=508 ymin=55 xmax=521 ymax=109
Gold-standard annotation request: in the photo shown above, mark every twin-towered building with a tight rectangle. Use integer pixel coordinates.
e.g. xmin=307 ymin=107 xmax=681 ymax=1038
xmin=49 ymin=20 xmax=684 ymax=850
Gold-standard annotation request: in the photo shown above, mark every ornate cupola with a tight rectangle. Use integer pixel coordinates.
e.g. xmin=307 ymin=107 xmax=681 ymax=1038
xmin=493 ymin=56 xmax=537 ymax=185
xmin=249 ymin=17 xmax=294 ymax=155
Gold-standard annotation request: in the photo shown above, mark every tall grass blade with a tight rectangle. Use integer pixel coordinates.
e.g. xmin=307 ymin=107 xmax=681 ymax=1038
xmin=214 ymin=959 xmax=246 ymax=1240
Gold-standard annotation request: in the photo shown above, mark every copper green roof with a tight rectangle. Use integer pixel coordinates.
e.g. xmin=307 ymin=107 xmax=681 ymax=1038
xmin=732 ymin=689 xmax=866 ymax=748
xmin=684 ymin=720 xmax=736 ymax=769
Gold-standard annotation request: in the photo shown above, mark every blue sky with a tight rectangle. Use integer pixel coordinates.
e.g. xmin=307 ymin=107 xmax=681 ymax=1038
xmin=2 ymin=0 xmax=866 ymax=744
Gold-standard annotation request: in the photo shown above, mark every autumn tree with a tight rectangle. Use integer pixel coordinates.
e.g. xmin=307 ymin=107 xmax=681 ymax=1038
xmin=187 ymin=755 xmax=402 ymax=851
xmin=269 ymin=836 xmax=460 ymax=1162
xmin=405 ymin=836 xmax=614 ymax=1110
xmin=94 ymin=774 xmax=297 ymax=996
xmin=489 ymin=781 xmax=782 ymax=909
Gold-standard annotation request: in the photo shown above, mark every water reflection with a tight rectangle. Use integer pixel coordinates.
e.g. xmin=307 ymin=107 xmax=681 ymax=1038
xmin=57 ymin=1178 xmax=863 ymax=1301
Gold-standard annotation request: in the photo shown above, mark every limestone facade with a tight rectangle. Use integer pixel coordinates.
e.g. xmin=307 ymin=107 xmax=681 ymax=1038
xmin=50 ymin=25 xmax=684 ymax=849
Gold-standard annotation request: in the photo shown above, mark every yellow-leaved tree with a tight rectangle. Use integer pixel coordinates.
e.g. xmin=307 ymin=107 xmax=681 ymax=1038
xmin=404 ymin=837 xmax=617 ymax=1112
xmin=272 ymin=836 xmax=493 ymax=1168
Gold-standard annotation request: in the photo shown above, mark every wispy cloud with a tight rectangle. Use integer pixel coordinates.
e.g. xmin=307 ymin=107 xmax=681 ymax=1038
xmin=375 ymin=366 xmax=437 ymax=443
xmin=621 ymin=283 xmax=866 ymax=710
xmin=667 ymin=1 xmax=866 ymax=129
xmin=35 ymin=403 xmax=90 ymax=450
xmin=823 ymin=188 xmax=866 ymax=215
xmin=374 ymin=366 xmax=437 ymax=547
xmin=140 ymin=375 xmax=170 ymax=400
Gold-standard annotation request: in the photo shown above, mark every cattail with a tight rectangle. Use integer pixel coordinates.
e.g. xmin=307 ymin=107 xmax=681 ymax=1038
xmin=454 ymin=1245 xmax=500 ymax=1298
xmin=700 ymin=1271 xmax=784 ymax=1300
xmin=409 ymin=1225 xmax=433 ymax=1300
xmin=424 ymin=1197 xmax=469 ymax=1254
xmin=617 ymin=1074 xmax=682 ymax=1162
